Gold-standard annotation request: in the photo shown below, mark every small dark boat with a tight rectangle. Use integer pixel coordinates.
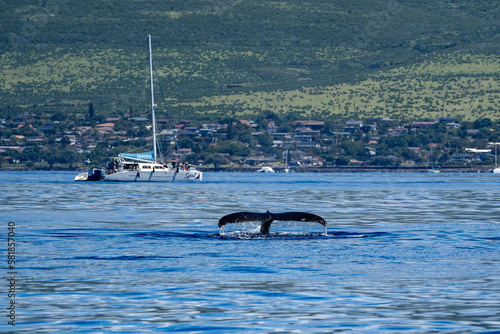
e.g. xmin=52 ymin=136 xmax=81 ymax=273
xmin=74 ymin=168 xmax=105 ymax=181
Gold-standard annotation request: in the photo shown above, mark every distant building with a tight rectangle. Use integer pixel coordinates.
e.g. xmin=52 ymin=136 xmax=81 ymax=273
xmin=450 ymin=153 xmax=472 ymax=162
xmin=156 ymin=118 xmax=170 ymax=125
xmin=179 ymin=129 xmax=199 ymax=137
xmin=239 ymin=120 xmax=257 ymax=128
xmin=411 ymin=121 xmax=437 ymax=130
xmin=296 ymin=141 xmax=320 ymax=149
xmin=96 ymin=122 xmax=115 ymax=134
xmin=198 ymin=128 xmax=213 ymax=136
xmin=445 ymin=122 xmax=460 ymax=129
xmin=178 ymin=148 xmax=192 ymax=156
xmin=97 ymin=122 xmax=115 ymax=128
xmin=294 ymin=120 xmax=325 ymax=130
xmin=295 ymin=128 xmax=321 ymax=137
xmin=294 ymin=134 xmax=313 ymax=142
xmin=129 ymin=117 xmax=149 ymax=122
xmin=439 ymin=117 xmax=456 ymax=123
xmin=245 ymin=155 xmax=276 ymax=165
xmin=346 ymin=120 xmax=363 ymax=128
xmin=388 ymin=127 xmax=409 ymax=136
xmin=466 ymin=129 xmax=480 ymax=135
xmin=178 ymin=119 xmax=191 ymax=124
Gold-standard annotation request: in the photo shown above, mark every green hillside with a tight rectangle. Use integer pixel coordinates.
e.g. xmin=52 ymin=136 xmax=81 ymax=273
xmin=1 ymin=0 xmax=500 ymax=121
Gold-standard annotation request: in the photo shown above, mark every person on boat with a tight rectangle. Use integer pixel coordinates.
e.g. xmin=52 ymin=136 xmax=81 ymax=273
xmin=106 ymin=160 xmax=115 ymax=174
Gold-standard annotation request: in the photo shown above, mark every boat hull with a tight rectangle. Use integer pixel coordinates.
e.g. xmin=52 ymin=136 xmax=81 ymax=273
xmin=74 ymin=168 xmax=106 ymax=181
xmin=257 ymin=166 xmax=275 ymax=173
xmin=103 ymin=169 xmax=202 ymax=182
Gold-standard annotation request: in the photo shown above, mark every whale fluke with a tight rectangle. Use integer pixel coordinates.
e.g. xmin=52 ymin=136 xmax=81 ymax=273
xmin=218 ymin=211 xmax=327 ymax=234
xmin=271 ymin=212 xmax=327 ymax=225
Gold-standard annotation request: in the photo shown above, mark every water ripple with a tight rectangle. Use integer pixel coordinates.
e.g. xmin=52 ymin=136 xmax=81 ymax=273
xmin=2 ymin=172 xmax=500 ymax=333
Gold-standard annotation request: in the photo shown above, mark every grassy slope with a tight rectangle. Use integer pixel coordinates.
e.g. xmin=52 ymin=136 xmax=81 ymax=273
xmin=186 ymin=54 xmax=500 ymax=122
xmin=1 ymin=0 xmax=499 ymax=121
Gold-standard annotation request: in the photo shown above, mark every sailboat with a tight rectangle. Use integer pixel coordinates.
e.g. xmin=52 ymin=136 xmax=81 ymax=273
xmin=76 ymin=35 xmax=202 ymax=182
xmin=426 ymin=147 xmax=440 ymax=173
xmin=489 ymin=143 xmax=500 ymax=174
xmin=283 ymin=147 xmax=290 ymax=173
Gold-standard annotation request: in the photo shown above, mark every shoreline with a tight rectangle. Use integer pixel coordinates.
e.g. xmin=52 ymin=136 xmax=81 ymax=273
xmin=198 ymin=166 xmax=489 ymax=173
xmin=1 ymin=166 xmax=489 ymax=173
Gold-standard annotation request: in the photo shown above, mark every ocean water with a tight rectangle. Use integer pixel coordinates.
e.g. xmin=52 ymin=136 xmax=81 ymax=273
xmin=1 ymin=171 xmax=500 ymax=333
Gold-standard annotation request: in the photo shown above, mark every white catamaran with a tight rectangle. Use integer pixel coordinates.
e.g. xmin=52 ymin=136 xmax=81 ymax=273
xmin=76 ymin=35 xmax=202 ymax=182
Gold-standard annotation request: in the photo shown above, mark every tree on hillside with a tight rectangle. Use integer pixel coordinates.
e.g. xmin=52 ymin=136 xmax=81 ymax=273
xmin=256 ymin=133 xmax=273 ymax=151
xmin=88 ymin=101 xmax=95 ymax=119
xmin=51 ymin=111 xmax=67 ymax=121
xmin=209 ymin=140 xmax=251 ymax=157
xmin=335 ymin=156 xmax=350 ymax=166
xmin=204 ymin=153 xmax=229 ymax=167
xmin=473 ymin=118 xmax=492 ymax=129
xmin=340 ymin=140 xmax=369 ymax=159
xmin=42 ymin=147 xmax=82 ymax=169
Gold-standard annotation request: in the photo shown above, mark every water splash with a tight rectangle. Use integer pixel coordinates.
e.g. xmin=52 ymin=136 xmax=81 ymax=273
xmin=219 ymin=220 xmax=327 ymax=238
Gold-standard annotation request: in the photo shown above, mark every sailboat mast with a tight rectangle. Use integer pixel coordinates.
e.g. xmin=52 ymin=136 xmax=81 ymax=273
xmin=496 ymin=144 xmax=498 ymax=168
xmin=148 ymin=34 xmax=157 ymax=162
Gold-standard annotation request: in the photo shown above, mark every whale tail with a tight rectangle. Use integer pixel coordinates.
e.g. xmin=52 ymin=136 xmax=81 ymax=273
xmin=218 ymin=211 xmax=327 ymax=234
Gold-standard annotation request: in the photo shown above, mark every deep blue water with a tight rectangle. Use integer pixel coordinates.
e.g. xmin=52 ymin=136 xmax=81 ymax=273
xmin=1 ymin=171 xmax=500 ymax=333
